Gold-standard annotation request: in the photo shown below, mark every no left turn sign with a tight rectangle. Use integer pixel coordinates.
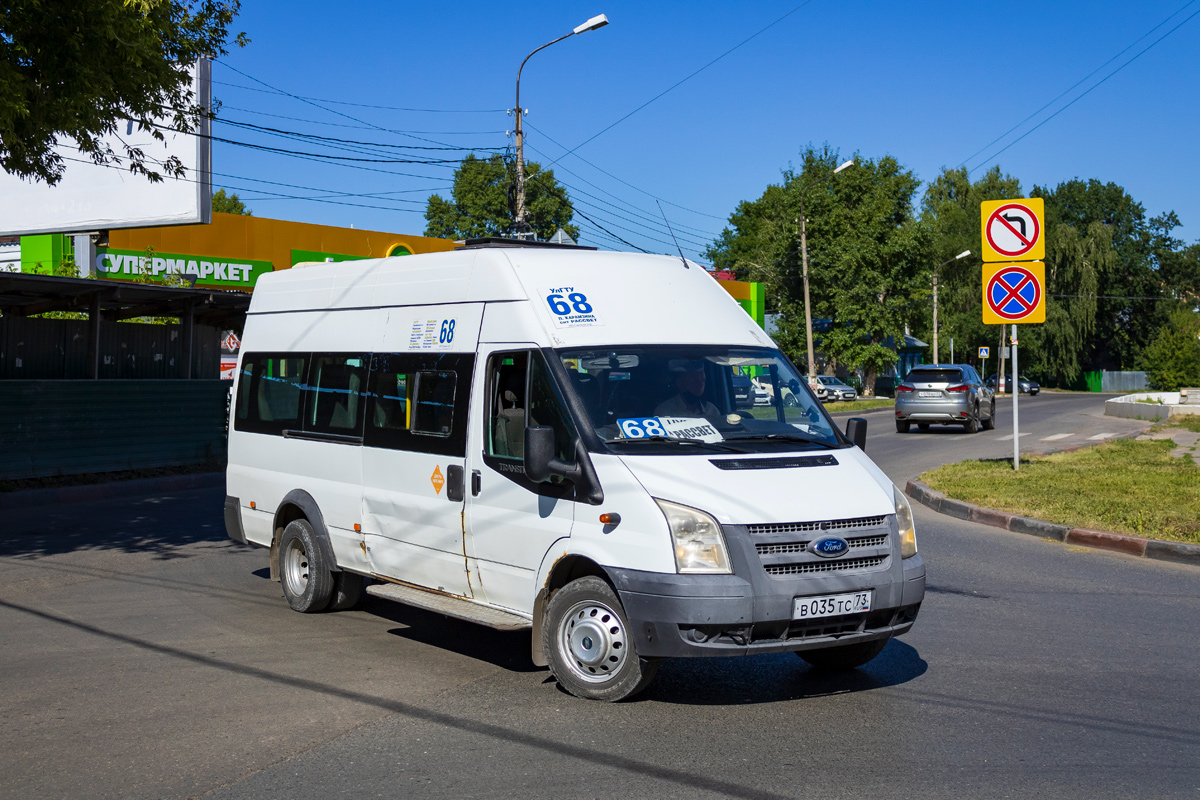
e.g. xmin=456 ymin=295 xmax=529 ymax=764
xmin=980 ymin=198 xmax=1045 ymax=262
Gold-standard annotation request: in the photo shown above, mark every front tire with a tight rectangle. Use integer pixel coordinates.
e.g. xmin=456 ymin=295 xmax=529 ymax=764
xmin=798 ymin=638 xmax=888 ymax=671
xmin=543 ymin=577 xmax=658 ymax=701
xmin=278 ymin=519 xmax=334 ymax=613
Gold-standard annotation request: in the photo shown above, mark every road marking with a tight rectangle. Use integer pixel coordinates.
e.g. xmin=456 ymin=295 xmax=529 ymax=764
xmin=1088 ymin=433 xmax=1116 ymax=440
xmin=999 ymin=433 xmax=1031 ymax=440
xmin=1041 ymin=433 xmax=1073 ymax=441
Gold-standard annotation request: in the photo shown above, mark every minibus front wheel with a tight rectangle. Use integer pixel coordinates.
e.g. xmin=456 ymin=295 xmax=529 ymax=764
xmin=279 ymin=519 xmax=335 ymax=613
xmin=543 ymin=577 xmax=659 ymax=702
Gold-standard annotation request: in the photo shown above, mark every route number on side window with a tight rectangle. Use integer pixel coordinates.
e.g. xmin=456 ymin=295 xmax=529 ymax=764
xmin=439 ymin=319 xmax=455 ymax=344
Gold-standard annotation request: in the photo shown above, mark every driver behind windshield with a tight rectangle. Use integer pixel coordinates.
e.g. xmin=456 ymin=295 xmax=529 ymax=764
xmin=655 ymin=359 xmax=722 ymax=421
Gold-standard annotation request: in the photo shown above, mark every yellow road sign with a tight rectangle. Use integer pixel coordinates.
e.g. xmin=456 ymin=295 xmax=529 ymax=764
xmin=980 ymin=198 xmax=1045 ymax=262
xmin=983 ymin=262 xmax=1045 ymax=325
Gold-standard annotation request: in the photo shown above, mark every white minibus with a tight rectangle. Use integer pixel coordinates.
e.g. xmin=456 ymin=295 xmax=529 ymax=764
xmin=225 ymin=241 xmax=925 ymax=701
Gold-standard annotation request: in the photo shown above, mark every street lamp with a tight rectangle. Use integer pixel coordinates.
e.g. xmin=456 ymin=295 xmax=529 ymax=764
xmin=932 ymin=249 xmax=971 ymax=364
xmin=798 ymin=159 xmax=853 ymax=386
xmin=512 ymin=14 xmax=609 ymax=236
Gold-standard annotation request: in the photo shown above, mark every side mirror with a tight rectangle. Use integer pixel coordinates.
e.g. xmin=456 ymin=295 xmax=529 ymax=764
xmin=524 ymin=426 xmax=557 ymax=483
xmin=845 ymin=417 xmax=867 ymax=451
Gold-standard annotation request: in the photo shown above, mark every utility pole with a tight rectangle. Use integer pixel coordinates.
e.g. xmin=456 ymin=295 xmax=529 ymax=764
xmin=932 ymin=250 xmax=970 ymax=364
xmin=513 ymin=15 xmax=609 ymax=233
xmin=797 ymin=159 xmax=854 ymax=386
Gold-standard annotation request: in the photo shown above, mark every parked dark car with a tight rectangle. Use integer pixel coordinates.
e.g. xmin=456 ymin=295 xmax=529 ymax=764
xmin=985 ymin=374 xmax=1040 ymax=395
xmin=895 ymin=364 xmax=995 ymax=433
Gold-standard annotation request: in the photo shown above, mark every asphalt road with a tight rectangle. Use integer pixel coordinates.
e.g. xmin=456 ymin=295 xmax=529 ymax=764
xmin=2 ymin=392 xmax=1197 ymax=799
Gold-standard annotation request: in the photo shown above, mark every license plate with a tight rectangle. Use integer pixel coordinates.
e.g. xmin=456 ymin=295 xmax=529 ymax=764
xmin=918 ymin=390 xmax=939 ymax=397
xmin=793 ymin=591 xmax=873 ymax=619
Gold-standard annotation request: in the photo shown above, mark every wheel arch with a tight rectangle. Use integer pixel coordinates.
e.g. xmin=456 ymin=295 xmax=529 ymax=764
xmin=531 ymin=549 xmax=615 ymax=667
xmin=270 ymin=489 xmax=340 ymax=582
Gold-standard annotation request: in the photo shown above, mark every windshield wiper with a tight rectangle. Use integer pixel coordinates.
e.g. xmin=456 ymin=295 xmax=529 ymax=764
xmin=604 ymin=435 xmax=741 ymax=452
xmin=726 ymin=433 xmax=841 ymax=449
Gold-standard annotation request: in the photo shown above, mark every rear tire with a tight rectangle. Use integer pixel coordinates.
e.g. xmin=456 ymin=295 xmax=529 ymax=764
xmin=278 ymin=519 xmax=335 ymax=613
xmin=798 ymin=638 xmax=888 ymax=671
xmin=895 ymin=420 xmax=910 ymax=433
xmin=328 ymin=572 xmax=365 ymax=611
xmin=982 ymin=401 xmax=996 ymax=430
xmin=963 ymin=412 xmax=980 ymax=434
xmin=543 ymin=577 xmax=658 ymax=701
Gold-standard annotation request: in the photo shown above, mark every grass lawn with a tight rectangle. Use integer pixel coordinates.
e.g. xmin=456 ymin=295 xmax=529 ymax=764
xmin=921 ymin=430 xmax=1200 ymax=543
xmin=822 ymin=397 xmax=895 ymax=412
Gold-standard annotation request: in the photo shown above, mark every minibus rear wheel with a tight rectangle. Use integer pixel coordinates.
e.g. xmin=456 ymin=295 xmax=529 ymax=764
xmin=278 ymin=519 xmax=335 ymax=613
xmin=543 ymin=577 xmax=658 ymax=702
xmin=797 ymin=638 xmax=887 ymax=671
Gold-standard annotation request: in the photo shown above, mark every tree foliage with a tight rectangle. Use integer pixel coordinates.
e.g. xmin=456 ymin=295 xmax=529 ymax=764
xmin=1143 ymin=307 xmax=1200 ymax=391
xmin=0 ymin=0 xmax=246 ymax=185
xmin=424 ymin=154 xmax=578 ymax=242
xmin=211 ymin=188 xmax=251 ymax=215
xmin=706 ymin=145 xmax=930 ymax=393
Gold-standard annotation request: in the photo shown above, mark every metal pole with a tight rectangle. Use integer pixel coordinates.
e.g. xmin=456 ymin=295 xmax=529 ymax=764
xmin=1012 ymin=323 xmax=1019 ymax=471
xmin=998 ymin=327 xmax=1006 ymax=394
xmin=950 ymin=337 xmax=954 ymax=364
xmin=514 ymin=101 xmax=525 ymax=226
xmin=799 ymin=202 xmax=815 ymax=385
xmin=932 ymin=272 xmax=938 ymax=364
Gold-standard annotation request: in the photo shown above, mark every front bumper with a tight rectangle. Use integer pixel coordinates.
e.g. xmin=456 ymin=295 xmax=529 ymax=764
xmin=607 ymin=521 xmax=926 ymax=658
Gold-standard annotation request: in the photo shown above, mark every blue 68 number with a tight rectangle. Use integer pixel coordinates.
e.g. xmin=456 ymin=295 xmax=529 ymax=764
xmin=547 ymin=292 xmax=593 ymax=316
xmin=439 ymin=319 xmax=456 ymax=344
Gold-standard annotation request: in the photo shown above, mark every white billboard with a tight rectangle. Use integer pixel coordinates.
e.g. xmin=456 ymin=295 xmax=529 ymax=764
xmin=0 ymin=60 xmax=212 ymax=236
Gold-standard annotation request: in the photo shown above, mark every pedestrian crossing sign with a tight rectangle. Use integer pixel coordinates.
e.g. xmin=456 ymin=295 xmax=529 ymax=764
xmin=978 ymin=346 xmax=990 ymax=358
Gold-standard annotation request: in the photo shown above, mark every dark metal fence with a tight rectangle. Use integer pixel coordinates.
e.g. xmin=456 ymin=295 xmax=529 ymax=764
xmin=0 ymin=380 xmax=231 ymax=480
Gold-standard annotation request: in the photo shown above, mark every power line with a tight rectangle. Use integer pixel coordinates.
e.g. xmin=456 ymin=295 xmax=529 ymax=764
xmin=969 ymin=6 xmax=1200 ymax=172
xmin=540 ymin=1 xmax=816 ymax=189
xmin=219 ymin=104 xmax=506 ymax=135
xmin=958 ymin=0 xmax=1198 ymax=169
xmin=523 ymin=121 xmax=727 ymax=226
xmin=211 ymin=78 xmax=504 ymax=113
xmin=571 ymin=208 xmax=649 ymax=253
xmin=215 ymin=117 xmax=506 ymax=151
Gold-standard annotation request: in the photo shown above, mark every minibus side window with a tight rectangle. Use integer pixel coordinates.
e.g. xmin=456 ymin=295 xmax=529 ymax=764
xmin=484 ymin=351 xmax=574 ymax=463
xmin=365 ymin=352 xmax=473 ymax=457
xmin=233 ymin=352 xmax=307 ymax=436
xmin=303 ymin=354 xmax=368 ymax=437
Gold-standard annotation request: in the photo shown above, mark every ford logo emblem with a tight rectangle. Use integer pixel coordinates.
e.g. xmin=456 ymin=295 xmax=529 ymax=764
xmin=810 ymin=537 xmax=849 ymax=558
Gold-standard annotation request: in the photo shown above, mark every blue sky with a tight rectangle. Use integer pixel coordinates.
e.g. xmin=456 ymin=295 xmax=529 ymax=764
xmin=210 ymin=0 xmax=1200 ymax=261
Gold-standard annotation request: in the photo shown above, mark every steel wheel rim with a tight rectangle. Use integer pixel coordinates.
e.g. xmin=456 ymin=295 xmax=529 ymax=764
xmin=283 ymin=538 xmax=310 ymax=597
xmin=558 ymin=599 xmax=628 ymax=684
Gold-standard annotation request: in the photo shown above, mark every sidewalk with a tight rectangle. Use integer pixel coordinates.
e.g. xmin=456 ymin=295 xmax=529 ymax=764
xmin=1137 ymin=426 xmax=1200 ymax=459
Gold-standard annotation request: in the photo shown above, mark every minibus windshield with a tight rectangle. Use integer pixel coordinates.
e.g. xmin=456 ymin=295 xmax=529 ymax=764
xmin=556 ymin=346 xmax=841 ymax=453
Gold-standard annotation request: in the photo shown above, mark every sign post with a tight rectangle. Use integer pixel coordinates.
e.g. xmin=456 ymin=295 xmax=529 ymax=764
xmin=982 ymin=197 xmax=1045 ymax=470
xmin=1011 ymin=326 xmax=1019 ymax=471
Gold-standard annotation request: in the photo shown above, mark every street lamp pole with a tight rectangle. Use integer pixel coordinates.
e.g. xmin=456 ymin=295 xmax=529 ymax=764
xmin=513 ymin=14 xmax=608 ymax=234
xmin=798 ymin=159 xmax=854 ymax=385
xmin=932 ymin=250 xmax=971 ymax=364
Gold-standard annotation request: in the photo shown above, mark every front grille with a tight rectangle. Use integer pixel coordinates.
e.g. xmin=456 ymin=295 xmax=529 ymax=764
xmin=763 ymin=555 xmax=888 ymax=576
xmin=748 ymin=515 xmax=886 ymax=536
xmin=710 ymin=455 xmax=838 ymax=471
xmin=756 ymin=533 xmax=887 ymax=556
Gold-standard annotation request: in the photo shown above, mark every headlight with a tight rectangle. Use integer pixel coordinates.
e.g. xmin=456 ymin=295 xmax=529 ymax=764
xmin=655 ymin=499 xmax=732 ymax=574
xmin=895 ymin=485 xmax=918 ymax=559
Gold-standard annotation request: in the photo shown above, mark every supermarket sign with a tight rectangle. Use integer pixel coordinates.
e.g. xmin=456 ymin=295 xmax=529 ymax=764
xmin=95 ymin=248 xmax=273 ymax=289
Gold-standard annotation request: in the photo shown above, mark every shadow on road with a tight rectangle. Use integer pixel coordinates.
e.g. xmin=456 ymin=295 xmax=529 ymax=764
xmin=374 ymin=599 xmax=541 ymax=673
xmin=0 ymin=488 xmax=229 ymax=560
xmin=644 ymin=640 xmax=927 ymax=705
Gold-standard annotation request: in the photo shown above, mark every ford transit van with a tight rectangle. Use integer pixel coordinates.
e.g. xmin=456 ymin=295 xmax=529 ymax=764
xmin=225 ymin=242 xmax=925 ymax=701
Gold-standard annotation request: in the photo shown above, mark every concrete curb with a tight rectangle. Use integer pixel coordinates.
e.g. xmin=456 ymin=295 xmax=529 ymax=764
xmin=904 ymin=478 xmax=1200 ymax=568
xmin=0 ymin=472 xmax=224 ymax=511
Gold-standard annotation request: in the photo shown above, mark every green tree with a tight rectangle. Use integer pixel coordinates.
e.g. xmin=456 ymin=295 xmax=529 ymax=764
xmin=1142 ymin=307 xmax=1200 ymax=390
xmin=212 ymin=188 xmax=252 ymax=215
xmin=706 ymin=145 xmax=931 ymax=394
xmin=424 ymin=154 xmax=578 ymax=242
xmin=1033 ymin=179 xmax=1182 ymax=371
xmin=0 ymin=0 xmax=246 ymax=185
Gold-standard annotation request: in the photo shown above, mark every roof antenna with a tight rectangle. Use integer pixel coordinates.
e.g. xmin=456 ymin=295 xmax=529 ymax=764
xmin=656 ymin=200 xmax=689 ymax=269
